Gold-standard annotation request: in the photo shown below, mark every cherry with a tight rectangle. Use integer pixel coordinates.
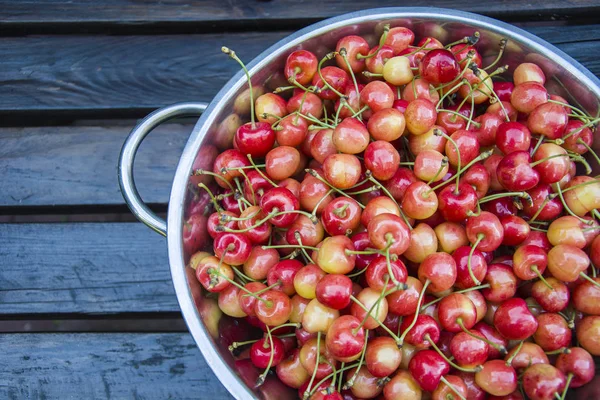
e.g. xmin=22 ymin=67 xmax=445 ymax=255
xmin=260 ymin=187 xmax=300 ymax=227
xmin=361 ymin=196 xmax=400 ymax=227
xmin=438 ymin=292 xmax=477 ymax=333
xmin=450 ymin=330 xmax=489 ymax=368
xmin=255 ymin=290 xmax=292 ymax=327
xmin=514 ymin=62 xmax=545 ymax=84
xmin=312 ymin=66 xmax=349 ymax=101
xmin=322 ymin=154 xmax=362 ymax=190
xmin=563 ymin=176 xmax=600 ymax=217
xmin=235 ymin=121 xmax=276 ymax=158
xmin=437 ymin=105 xmax=468 ymax=134
xmin=346 ymin=366 xmax=383 ymax=399
xmin=183 ymin=213 xmax=209 ymax=256
xmin=266 ymin=259 xmax=303 ymax=296
xmin=325 ymin=315 xmax=365 ymax=362
xmin=493 ymin=298 xmax=538 ymax=341
xmin=277 ymin=349 xmax=310 ymax=389
xmin=405 ymin=98 xmax=437 ymax=135
xmin=364 ymin=141 xmax=401 ymax=181
xmin=300 ymin=335 xmax=337 ymax=380
xmin=438 ymin=183 xmax=478 ymax=222
xmin=573 ymin=277 xmax=600 ymax=315
xmin=316 ymin=274 xmax=353 ymax=310
xmin=435 ymin=222 xmax=469 ymax=254
xmin=496 ymin=150 xmax=540 ymax=191
xmin=317 ymin=235 xmax=356 ymax=275
xmin=462 ymin=162 xmax=491 ymax=199
xmin=360 ymin=80 xmax=394 ymax=112
xmin=300 ymin=171 xmax=334 ymax=214
xmin=452 ymin=43 xmax=482 ymax=67
xmin=494 ymin=81 xmax=514 ymax=102
xmin=408 ymin=349 xmax=450 ymax=392
xmin=452 ymin=245 xmax=488 ymax=289
xmin=456 ymin=371 xmax=487 ymax=400
xmin=501 ymin=215 xmax=530 ymax=246
xmin=562 ymin=119 xmax=593 ymax=154
xmin=287 ymin=215 xmax=325 ymax=248
xmin=556 ymin=347 xmax=595 ymax=388
xmin=350 ymin=232 xmax=378 ymax=270
xmin=387 ymin=276 xmax=423 ymax=316
xmin=350 ymin=287 xmax=389 ymax=330
xmin=265 ymin=146 xmax=301 ymax=181
xmin=403 ymin=78 xmax=440 ymax=103
xmin=576 ymin=316 xmax=600 ymax=355
xmin=522 ymin=184 xmax=563 ymax=221
xmin=504 ymin=342 xmax=548 ymax=372
xmin=302 ymin=298 xmax=340 ymax=334
xmin=383 ymin=370 xmax=422 ymax=400
xmin=401 ymin=181 xmax=439 ymax=220
xmin=285 ymin=50 xmax=318 ymax=85
xmin=473 ymin=322 xmax=508 ymax=360
xmin=366 ymin=255 xmax=408 ymax=291
xmin=531 ymin=277 xmax=570 ymax=313
xmin=336 ymin=35 xmax=370 ymax=73
xmin=196 ymin=256 xmax=233 ymax=293
xmin=255 ymin=93 xmax=287 ymax=124
xmin=432 ymin=375 xmax=468 ymax=400
xmin=365 ymin=44 xmax=394 ymax=74
xmin=527 ymin=102 xmax=568 ymax=140
xmin=367 ymin=108 xmax=405 ymax=141
xmin=531 ymin=143 xmax=569 ymax=184
xmin=382 ymin=55 xmax=414 ymax=86
xmin=365 ymin=336 xmax=402 ymax=377
xmin=383 ymin=27 xmax=415 ymax=53
xmin=445 ymin=129 xmax=481 ymax=169
xmin=475 ymin=360 xmax=518 ymax=397
xmin=482 ymin=263 xmax=518 ymax=303
xmin=533 ymin=312 xmax=572 ymax=352
xmin=418 ymin=252 xmax=457 ymax=293
xmin=332 ymin=117 xmax=370 ymax=155
xmin=213 ymin=232 xmax=252 ymax=266
xmin=510 ymin=82 xmax=547 ymax=114
xmin=250 ymin=336 xmax=286 ymax=369
xmin=495 ymin=122 xmax=531 ymax=154
xmin=367 ymin=213 xmax=411 ymax=256
xmin=547 ymin=244 xmax=590 ymax=283
xmin=522 ymin=364 xmax=566 ymax=400
xmin=408 ymin=124 xmax=447 ymax=155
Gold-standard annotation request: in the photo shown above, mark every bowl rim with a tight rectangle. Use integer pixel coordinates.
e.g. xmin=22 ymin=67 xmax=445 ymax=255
xmin=167 ymin=7 xmax=600 ymax=399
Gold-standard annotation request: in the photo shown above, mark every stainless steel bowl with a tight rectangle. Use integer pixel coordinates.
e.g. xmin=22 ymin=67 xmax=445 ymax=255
xmin=118 ymin=7 xmax=600 ymax=399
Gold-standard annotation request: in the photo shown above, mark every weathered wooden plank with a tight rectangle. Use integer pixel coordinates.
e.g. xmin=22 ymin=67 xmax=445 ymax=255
xmin=0 ymin=26 xmax=598 ymax=118
xmin=0 ymin=123 xmax=191 ymax=207
xmin=0 ymin=0 xmax=598 ymax=30
xmin=0 ymin=223 xmax=179 ymax=314
xmin=0 ymin=333 xmax=233 ymax=400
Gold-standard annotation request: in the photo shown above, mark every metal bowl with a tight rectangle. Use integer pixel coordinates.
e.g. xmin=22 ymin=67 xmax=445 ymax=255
xmin=118 ymin=7 xmax=600 ymax=399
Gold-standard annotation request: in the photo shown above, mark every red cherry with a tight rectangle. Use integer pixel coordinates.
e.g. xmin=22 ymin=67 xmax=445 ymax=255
xmin=419 ymin=49 xmax=460 ymax=84
xmin=235 ymin=122 xmax=276 ymax=158
xmin=250 ymin=336 xmax=285 ymax=369
xmin=316 ymin=274 xmax=353 ymax=310
xmin=408 ymin=349 xmax=450 ymax=392
xmin=493 ymin=298 xmax=538 ymax=341
xmin=285 ymin=50 xmax=318 ymax=85
xmin=496 ymin=151 xmax=540 ymax=191
xmin=259 ymin=187 xmax=300 ymax=228
xmin=325 ymin=315 xmax=365 ymax=363
xmin=522 ymin=364 xmax=566 ymax=400
xmin=364 ymin=140 xmax=400 ymax=181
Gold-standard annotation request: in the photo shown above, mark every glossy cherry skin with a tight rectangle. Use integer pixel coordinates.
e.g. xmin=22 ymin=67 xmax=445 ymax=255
xmin=493 ymin=298 xmax=538 ymax=341
xmin=419 ymin=48 xmax=460 ymax=84
xmin=235 ymin=122 xmax=276 ymax=158
xmin=387 ymin=277 xmax=423 ymax=316
xmin=367 ymin=108 xmax=406 ymax=141
xmin=445 ymin=130 xmax=480 ymax=169
xmin=504 ymin=342 xmax=548 ymax=372
xmin=438 ymin=293 xmax=477 ymax=333
xmin=408 ymin=350 xmax=450 ymax=392
xmin=350 ymin=287 xmax=388 ymax=330
xmin=335 ymin=35 xmax=370 ymax=73
xmin=563 ymin=119 xmax=593 ymax=154
xmin=510 ymin=82 xmax=548 ymax=114
xmin=577 ymin=316 xmax=600 ymax=355
xmin=213 ymin=148 xmax=251 ymax=188
xmin=183 ymin=214 xmax=209 ymax=256
xmin=368 ymin=213 xmax=411 ymax=256
xmin=317 ymin=235 xmax=356 ymax=275
xmin=547 ymin=244 xmax=590 ymax=283
xmin=323 ymin=154 xmax=362 ymax=190
xmin=285 ymin=50 xmax=318 ymax=85
xmin=533 ymin=312 xmax=572 ymax=352
xmin=365 ymin=336 xmax=403 ymax=378
xmin=475 ymin=360 xmax=518 ymax=397
xmin=364 ymin=140 xmax=401 ymax=181
xmin=321 ymin=197 xmax=362 ymax=236
xmin=254 ymin=290 xmax=292 ymax=327
xmin=250 ymin=336 xmax=285 ymax=369
xmin=453 ymin=245 xmax=488 ymax=289
xmin=332 ymin=117 xmax=370 ymax=155
xmin=432 ymin=375 xmax=468 ymax=400
xmin=451 ymin=43 xmax=482 ymax=67
xmin=325 ymin=315 xmax=365 ymax=363
xmin=213 ymin=232 xmax=252 ymax=266
xmin=418 ymin=252 xmax=457 ymax=293
xmin=312 ymin=66 xmax=349 ymax=100
xmin=573 ymin=277 xmax=600 ymax=315
xmin=383 ymin=370 xmax=422 ymax=400
xmin=401 ymin=181 xmax=438 ymax=220
xmin=450 ymin=330 xmax=489 ymax=368
xmin=474 ymin=322 xmax=508 ymax=360
xmin=360 ymin=80 xmax=394 ymax=112
xmin=366 ymin=255 xmax=408 ymax=291
xmin=350 ymin=232 xmax=378 ymax=270
xmin=494 ymin=81 xmax=514 ymax=102
xmin=466 ymin=211 xmax=504 ymax=252
xmin=532 ymin=143 xmax=569 ymax=184
xmin=462 ymin=162 xmax=490 ymax=199
xmin=556 ymin=347 xmax=595 ymax=388
xmin=404 ymin=223 xmax=438 ymax=264
xmin=267 ymin=259 xmax=303 ymax=296
xmin=495 ymin=121 xmax=531 ymax=154
xmin=496 ymin=151 xmax=540 ymax=191
xmin=316 ymin=274 xmax=353 ymax=310
xmin=260 ymin=187 xmax=300 ymax=228
xmin=437 ymin=183 xmax=478 ymax=222
xmin=531 ymin=277 xmax=569 ymax=313
xmin=528 ymin=102 xmax=568 ymax=140
xmin=482 ymin=263 xmax=518 ymax=303
xmin=400 ymin=314 xmax=441 ymax=349
xmin=522 ymin=364 xmax=566 ymax=400
xmin=522 ymin=184 xmax=563 ymax=221
xmin=405 ymin=98 xmax=437 ymax=135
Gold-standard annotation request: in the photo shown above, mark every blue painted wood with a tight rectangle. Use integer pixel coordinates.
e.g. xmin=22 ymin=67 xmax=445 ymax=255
xmin=0 ymin=333 xmax=234 ymax=399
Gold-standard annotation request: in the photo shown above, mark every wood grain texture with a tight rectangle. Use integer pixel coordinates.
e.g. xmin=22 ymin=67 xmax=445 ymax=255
xmin=0 ymin=26 xmax=598 ymax=118
xmin=1 ymin=0 xmax=598 ymax=28
xmin=0 ymin=223 xmax=180 ymax=314
xmin=0 ymin=123 xmax=191 ymax=206
xmin=0 ymin=333 xmax=233 ymax=399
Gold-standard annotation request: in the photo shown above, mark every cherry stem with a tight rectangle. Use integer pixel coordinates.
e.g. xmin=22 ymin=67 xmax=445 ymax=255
xmin=505 ymin=340 xmax=524 ymax=366
xmin=427 ymin=149 xmax=494 ymax=194
xmin=339 ymin=48 xmax=361 ymax=102
xmin=295 ymin=233 xmax=315 ymax=265
xmin=398 ymin=280 xmax=431 ymax=345
xmin=456 ymin=318 xmax=507 ymax=355
xmin=576 ymin=139 xmax=600 ymax=167
xmin=557 ymin=373 xmax=573 ymax=400
xmin=356 ymin=24 xmax=390 ymax=60
xmin=530 ymin=136 xmax=546 ymax=157
xmin=197 ymin=183 xmax=223 ymax=212
xmin=346 ymin=265 xmax=369 ymax=278
xmin=547 ymin=99 xmax=593 ymax=122
xmin=475 ymin=65 xmax=510 ymax=123
xmin=310 ymin=362 xmax=358 ymax=398
xmin=222 ymin=47 xmax=255 ymax=128
xmin=436 ymin=53 xmax=475 ymax=94
xmin=366 ymin=173 xmax=413 ymax=230
xmin=298 ymin=111 xmax=335 ymax=129
xmin=228 ymin=338 xmax=260 ymax=351
xmin=385 ymin=247 xmax=407 ymax=290
xmin=354 ymin=276 xmax=392 ymax=333
xmin=427 ymin=157 xmax=449 ymax=185
xmin=554 ymin=183 xmax=594 ymax=225
xmin=439 ymin=376 xmax=468 ymax=400
xmin=479 ymin=191 xmax=532 ymax=206
xmin=426 ymin=334 xmax=480 ymax=373
xmin=529 ymin=153 xmax=570 ymax=168
xmin=545 ymin=347 xmax=570 ymax=355
xmin=528 ymin=195 xmax=552 ymax=223
xmin=420 ymin=284 xmax=490 ymax=311
xmin=467 ymin=234 xmax=485 ymax=286
xmin=484 ymin=38 xmax=508 ymax=71
xmin=435 ymin=129 xmax=461 ymax=190
xmin=350 ymin=295 xmax=400 ymax=342
xmin=218 ymin=210 xmax=276 ymax=233
xmin=446 ymin=32 xmax=480 ymax=49
xmin=579 ymin=272 xmax=600 ymax=288
xmin=247 ymin=154 xmax=278 ymax=187
xmin=303 ymin=331 xmax=323 ymax=398
xmin=317 ymin=52 xmax=346 ymax=99
xmin=311 ymin=189 xmax=335 ymax=216
xmin=306 ymin=169 xmax=365 ymax=209
xmin=208 ymin=267 xmax=268 ymax=305
xmin=263 ymin=243 xmax=319 ymax=251
xmin=256 ymin=325 xmax=275 ymax=386
xmin=242 ymin=282 xmax=280 ymax=298
xmin=343 ymin=329 xmax=369 ymax=390
xmin=531 ymin=265 xmax=554 ymax=290
xmin=194 ymin=169 xmax=236 ymax=192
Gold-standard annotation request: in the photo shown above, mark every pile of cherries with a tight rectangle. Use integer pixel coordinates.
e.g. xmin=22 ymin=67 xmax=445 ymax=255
xmin=184 ymin=23 xmax=600 ymax=400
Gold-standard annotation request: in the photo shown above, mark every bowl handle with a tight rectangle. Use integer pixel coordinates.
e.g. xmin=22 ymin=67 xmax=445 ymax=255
xmin=118 ymin=102 xmax=208 ymax=236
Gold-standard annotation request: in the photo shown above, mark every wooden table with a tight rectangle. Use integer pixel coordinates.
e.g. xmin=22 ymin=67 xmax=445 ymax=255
xmin=1 ymin=1 xmax=599 ymax=399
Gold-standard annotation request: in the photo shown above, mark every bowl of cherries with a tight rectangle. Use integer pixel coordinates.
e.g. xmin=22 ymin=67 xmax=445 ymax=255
xmin=118 ymin=7 xmax=600 ymax=400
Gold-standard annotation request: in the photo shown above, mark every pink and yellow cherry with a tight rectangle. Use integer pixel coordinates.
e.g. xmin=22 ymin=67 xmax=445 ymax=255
xmin=432 ymin=375 xmax=468 ymax=400
xmin=382 ymin=56 xmax=414 ymax=86
xmin=495 ymin=121 xmax=531 ymax=154
xmin=277 ymin=349 xmax=310 ymax=389
xmin=475 ymin=360 xmax=518 ymax=397
xmin=367 ymin=213 xmax=411 ymax=256
xmin=302 ymin=298 xmax=339 ymax=334
xmin=531 ymin=143 xmax=570 ymax=184
xmin=408 ymin=350 xmax=450 ymax=392
xmin=316 ymin=274 xmax=353 ymax=310
xmin=346 ymin=366 xmax=384 ymax=399
xmin=196 ymin=256 xmax=233 ymax=293
xmin=361 ymin=196 xmax=400 ymax=227
xmin=310 ymin=129 xmax=336 ymax=164
xmin=325 ymin=315 xmax=365 ymax=363
xmin=213 ymin=232 xmax=252 ymax=266
xmin=435 ymin=222 xmax=468 ymax=253
xmin=573 ymin=277 xmax=600 ymax=315
xmin=533 ymin=313 xmax=572 ymax=352
xmin=255 ymin=93 xmax=287 ymax=124
xmin=493 ymin=298 xmax=538 ymax=341
xmin=522 ymin=364 xmax=566 ymax=400
xmin=317 ymin=235 xmax=356 ymax=274
xmin=474 ymin=322 xmax=508 ymax=360
xmin=482 ymin=263 xmax=518 ymax=303
xmin=419 ymin=48 xmax=460 ymax=84
xmin=510 ymin=82 xmax=547 ymax=114
xmin=496 ymin=151 xmax=540 ymax=191
xmin=332 ymin=117 xmax=369 ymax=155
xmin=522 ymin=184 xmax=563 ymax=222
xmin=322 ymin=154 xmax=362 ymax=189
xmin=500 ymin=215 xmax=530 ymax=246
xmin=293 ymin=264 xmax=325 ymax=300
xmin=462 ymin=162 xmax=491 ymax=199
xmin=243 ymin=246 xmax=279 ymax=281
xmin=562 ymin=119 xmax=593 ymax=154
xmin=266 ymin=259 xmax=303 ymax=296
xmin=563 ymin=176 xmax=600 ymax=217
xmin=365 ymin=255 xmax=408 ymax=291
xmin=556 ymin=347 xmax=595 ymax=388
xmin=299 ymin=172 xmax=334 ymax=214
xmin=547 ymin=244 xmax=590 ymax=283
xmin=466 ymin=211 xmax=504 ymax=252
xmin=408 ymin=123 xmax=447 ymax=154
xmin=335 ymin=35 xmax=370 ymax=73
xmin=452 ymin=245 xmax=488 ymax=289
xmin=367 ymin=108 xmax=406 ymax=141
xmin=437 ymin=183 xmax=478 ymax=223
xmin=365 ymin=336 xmax=402 ymax=378
xmin=401 ymin=181 xmax=439 ymax=220
xmin=383 ymin=370 xmax=422 ymax=400
xmin=400 ymin=314 xmax=441 ymax=349
xmin=311 ymin=66 xmax=349 ymax=100
xmin=474 ymin=112 xmax=503 ymax=147
xmin=300 ymin=336 xmax=337 ymax=380
xmin=547 ymin=215 xmax=589 ymax=248
xmin=405 ymin=98 xmax=437 ymax=135
xmin=360 ymin=80 xmax=394 ymax=112
xmin=287 ymin=216 xmax=324 ymax=248
xmin=418 ymin=252 xmax=457 ymax=293
xmin=387 ymin=277 xmax=423 ymax=316
xmin=260 ymin=187 xmax=300 ymax=228
xmin=265 ymin=146 xmax=301 ymax=181
xmin=383 ymin=26 xmax=415 ymax=53
xmin=321 ymin=197 xmax=362 ymax=237
xmin=350 ymin=232 xmax=378 ymax=270
xmin=445 ymin=130 xmax=481 ymax=169
xmin=528 ymin=102 xmax=568 ymax=140
xmin=254 ymin=289 xmax=292 ymax=326
xmin=285 ymin=50 xmax=318 ymax=85
xmin=576 ymin=316 xmax=600 ymax=355
xmin=365 ymin=44 xmax=394 ymax=74
xmin=512 ymin=244 xmax=548 ymax=283
xmin=531 ymin=277 xmax=569 ymax=313
xmin=404 ymin=223 xmax=438 ymax=264
xmin=238 ymin=281 xmax=267 ymax=316
xmin=504 ymin=342 xmax=548 ymax=372
xmin=364 ymin=140 xmax=401 ymax=181
xmin=350 ymin=287 xmax=389 ymax=330
xmin=438 ymin=293 xmax=477 ymax=333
